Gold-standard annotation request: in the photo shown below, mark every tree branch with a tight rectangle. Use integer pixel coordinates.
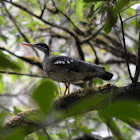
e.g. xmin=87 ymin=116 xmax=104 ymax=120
xmin=134 ymin=22 xmax=140 ymax=83
xmin=0 ymin=70 xmax=48 ymax=78
xmin=51 ymin=0 xmax=85 ymax=36
xmin=40 ymin=2 xmax=46 ymax=18
xmin=119 ymin=13 xmax=133 ymax=82
xmin=88 ymin=42 xmax=99 ymax=64
xmin=123 ymin=13 xmax=140 ymax=23
xmin=94 ymin=37 xmax=137 ymax=65
xmin=4 ymin=83 xmax=140 ymax=137
xmin=81 ymin=27 xmax=103 ymax=45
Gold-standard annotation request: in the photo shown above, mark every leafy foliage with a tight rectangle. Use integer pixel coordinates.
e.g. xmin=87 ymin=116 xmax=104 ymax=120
xmin=33 ymin=79 xmax=58 ymax=115
xmin=0 ymin=51 xmax=21 ymax=71
xmin=0 ymin=0 xmax=140 ymax=139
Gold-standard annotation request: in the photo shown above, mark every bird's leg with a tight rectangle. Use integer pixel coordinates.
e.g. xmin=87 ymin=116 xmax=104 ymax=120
xmin=64 ymin=82 xmax=70 ymax=95
xmin=64 ymin=83 xmax=68 ymax=96
xmin=67 ymin=81 xmax=70 ymax=94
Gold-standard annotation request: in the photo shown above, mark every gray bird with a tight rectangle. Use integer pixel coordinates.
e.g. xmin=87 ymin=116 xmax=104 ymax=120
xmin=22 ymin=42 xmax=113 ymax=95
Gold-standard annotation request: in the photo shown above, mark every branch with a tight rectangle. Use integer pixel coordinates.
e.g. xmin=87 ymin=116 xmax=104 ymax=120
xmin=119 ymin=13 xmax=133 ymax=82
xmin=51 ymin=0 xmax=85 ymax=36
xmin=134 ymin=23 xmax=140 ymax=83
xmin=94 ymin=37 xmax=137 ymax=65
xmin=40 ymin=3 xmax=46 ymax=18
xmin=123 ymin=13 xmax=140 ymax=23
xmin=5 ymin=83 xmax=140 ymax=137
xmin=0 ymin=70 xmax=48 ymax=78
xmin=100 ymin=59 xmax=126 ymax=65
xmin=88 ymin=42 xmax=99 ymax=64
xmin=98 ymin=114 xmax=124 ymax=139
xmin=42 ymin=129 xmax=52 ymax=140
xmin=81 ymin=27 xmax=103 ymax=45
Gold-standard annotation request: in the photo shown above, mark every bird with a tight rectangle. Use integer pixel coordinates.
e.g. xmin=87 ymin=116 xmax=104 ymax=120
xmin=22 ymin=42 xmax=113 ymax=95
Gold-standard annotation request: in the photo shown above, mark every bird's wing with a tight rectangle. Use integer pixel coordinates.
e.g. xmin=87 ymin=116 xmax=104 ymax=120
xmin=46 ymin=56 xmax=113 ymax=81
xmin=49 ymin=56 xmax=104 ymax=73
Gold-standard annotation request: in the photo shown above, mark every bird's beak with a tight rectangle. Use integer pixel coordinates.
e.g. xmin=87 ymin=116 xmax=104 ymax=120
xmin=22 ymin=43 xmax=36 ymax=47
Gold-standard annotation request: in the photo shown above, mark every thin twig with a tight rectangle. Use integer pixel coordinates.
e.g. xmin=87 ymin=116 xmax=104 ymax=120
xmin=81 ymin=27 xmax=103 ymax=44
xmin=134 ymin=22 xmax=140 ymax=83
xmin=119 ymin=13 xmax=133 ymax=82
xmin=0 ymin=104 xmax=11 ymax=112
xmin=40 ymin=3 xmax=46 ymax=18
xmin=65 ymin=120 xmax=71 ymax=140
xmin=0 ymin=94 xmax=18 ymax=97
xmin=42 ymin=128 xmax=52 ymax=140
xmin=94 ymin=37 xmax=137 ymax=65
xmin=88 ymin=42 xmax=99 ymax=65
xmin=51 ymin=0 xmax=84 ymax=36
xmin=34 ymin=34 xmax=68 ymax=40
xmin=0 ymin=70 xmax=48 ymax=78
xmin=123 ymin=13 xmax=140 ymax=23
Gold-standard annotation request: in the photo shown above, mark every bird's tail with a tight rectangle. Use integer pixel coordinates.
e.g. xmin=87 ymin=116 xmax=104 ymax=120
xmin=99 ymin=71 xmax=113 ymax=80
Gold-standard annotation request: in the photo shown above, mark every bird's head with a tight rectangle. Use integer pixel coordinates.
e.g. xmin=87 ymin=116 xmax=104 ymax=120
xmin=22 ymin=42 xmax=49 ymax=54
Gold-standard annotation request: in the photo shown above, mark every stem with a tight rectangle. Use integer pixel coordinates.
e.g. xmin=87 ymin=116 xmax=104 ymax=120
xmin=119 ymin=13 xmax=133 ymax=82
xmin=0 ymin=70 xmax=48 ymax=78
xmin=134 ymin=22 xmax=140 ymax=83
xmin=42 ymin=129 xmax=52 ymax=140
xmin=123 ymin=14 xmax=140 ymax=23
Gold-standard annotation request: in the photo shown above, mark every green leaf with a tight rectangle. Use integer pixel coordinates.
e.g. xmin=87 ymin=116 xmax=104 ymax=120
xmin=28 ymin=0 xmax=39 ymax=6
xmin=94 ymin=1 xmax=104 ymax=10
xmin=98 ymin=111 xmax=123 ymax=139
xmin=76 ymin=0 xmax=84 ymax=20
xmin=33 ymin=79 xmax=58 ymax=115
xmin=0 ymin=75 xmax=5 ymax=94
xmin=113 ymin=0 xmax=131 ymax=13
xmin=13 ymin=106 xmax=22 ymax=114
xmin=64 ymin=94 xmax=108 ymax=118
xmin=0 ymin=16 xmax=7 ymax=26
xmin=83 ymin=0 xmax=111 ymax=3
xmin=102 ymin=100 xmax=140 ymax=122
xmin=0 ymin=35 xmax=8 ymax=43
xmin=87 ymin=12 xmax=94 ymax=18
xmin=0 ymin=51 xmax=21 ymax=71
xmin=87 ymin=2 xmax=105 ymax=18
xmin=19 ymin=11 xmax=30 ymax=19
xmin=0 ymin=128 xmax=25 ymax=140
xmin=17 ymin=59 xmax=26 ymax=72
xmin=0 ymin=111 xmax=9 ymax=126
xmin=94 ymin=79 xmax=104 ymax=86
xmin=59 ymin=0 xmax=67 ymax=13
xmin=25 ymin=22 xmax=38 ymax=31
xmin=38 ymin=133 xmax=49 ymax=140
xmin=81 ymin=125 xmax=94 ymax=134
xmin=103 ymin=10 xmax=118 ymax=34
xmin=103 ymin=0 xmax=131 ymax=34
